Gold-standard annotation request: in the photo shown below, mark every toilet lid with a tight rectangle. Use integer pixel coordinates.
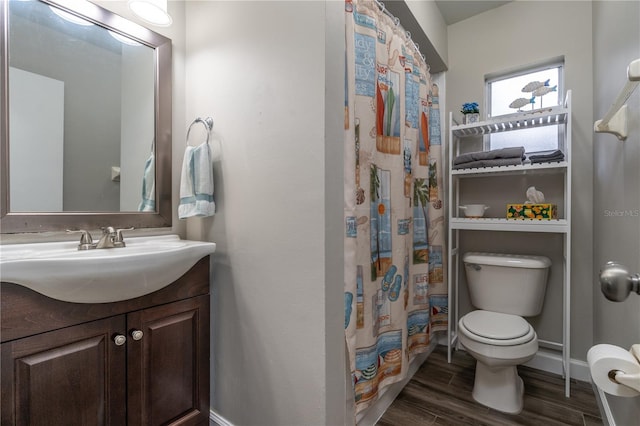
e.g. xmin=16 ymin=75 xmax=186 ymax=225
xmin=461 ymin=310 xmax=532 ymax=341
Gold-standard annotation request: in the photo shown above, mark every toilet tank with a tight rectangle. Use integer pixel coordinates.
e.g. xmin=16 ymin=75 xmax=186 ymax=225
xmin=463 ymin=252 xmax=551 ymax=317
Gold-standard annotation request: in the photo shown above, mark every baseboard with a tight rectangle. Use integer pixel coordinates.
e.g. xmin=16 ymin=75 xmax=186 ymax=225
xmin=210 ymin=409 xmax=234 ymax=426
xmin=523 ymin=348 xmax=591 ymax=382
xmin=356 ymin=340 xmax=437 ymax=425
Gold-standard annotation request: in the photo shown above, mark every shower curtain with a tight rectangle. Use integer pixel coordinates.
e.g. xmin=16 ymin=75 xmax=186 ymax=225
xmin=343 ymin=0 xmax=447 ymax=415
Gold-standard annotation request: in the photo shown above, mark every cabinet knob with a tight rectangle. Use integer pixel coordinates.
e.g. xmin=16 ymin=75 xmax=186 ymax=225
xmin=113 ymin=334 xmax=127 ymax=346
xmin=130 ymin=329 xmax=144 ymax=341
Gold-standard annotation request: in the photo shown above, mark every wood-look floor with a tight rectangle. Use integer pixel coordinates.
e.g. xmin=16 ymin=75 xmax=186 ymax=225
xmin=377 ymin=346 xmax=603 ymax=426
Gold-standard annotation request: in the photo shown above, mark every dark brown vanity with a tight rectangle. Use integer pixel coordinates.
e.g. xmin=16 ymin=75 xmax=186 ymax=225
xmin=1 ymin=257 xmax=211 ymax=425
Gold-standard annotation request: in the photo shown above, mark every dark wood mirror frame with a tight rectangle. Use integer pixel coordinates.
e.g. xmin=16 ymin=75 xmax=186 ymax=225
xmin=0 ymin=0 xmax=172 ymax=233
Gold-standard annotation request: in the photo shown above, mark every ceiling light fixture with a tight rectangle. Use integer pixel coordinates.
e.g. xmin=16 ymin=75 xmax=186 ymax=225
xmin=49 ymin=6 xmax=93 ymax=26
xmin=108 ymin=30 xmax=142 ymax=46
xmin=128 ymin=0 xmax=172 ymax=27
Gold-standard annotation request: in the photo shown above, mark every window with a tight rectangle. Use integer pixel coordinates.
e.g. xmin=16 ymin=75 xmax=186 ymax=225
xmin=485 ymin=60 xmax=564 ymax=153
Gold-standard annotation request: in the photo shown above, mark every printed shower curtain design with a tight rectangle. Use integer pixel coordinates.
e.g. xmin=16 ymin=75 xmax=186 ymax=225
xmin=344 ymin=0 xmax=447 ymax=414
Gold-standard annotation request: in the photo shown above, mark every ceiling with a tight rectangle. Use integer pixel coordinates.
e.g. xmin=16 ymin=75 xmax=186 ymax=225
xmin=434 ymin=0 xmax=513 ymax=25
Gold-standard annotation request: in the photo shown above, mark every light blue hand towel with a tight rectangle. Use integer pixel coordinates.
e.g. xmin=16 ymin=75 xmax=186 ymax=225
xmin=138 ymin=152 xmax=155 ymax=212
xmin=178 ymin=142 xmax=215 ymax=219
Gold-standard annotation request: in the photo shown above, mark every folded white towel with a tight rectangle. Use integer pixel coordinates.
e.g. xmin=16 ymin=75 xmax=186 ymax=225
xmin=178 ymin=142 xmax=215 ymax=219
xmin=138 ymin=152 xmax=155 ymax=212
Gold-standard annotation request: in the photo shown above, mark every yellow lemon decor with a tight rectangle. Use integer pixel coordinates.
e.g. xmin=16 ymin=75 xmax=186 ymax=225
xmin=507 ymin=203 xmax=557 ymax=220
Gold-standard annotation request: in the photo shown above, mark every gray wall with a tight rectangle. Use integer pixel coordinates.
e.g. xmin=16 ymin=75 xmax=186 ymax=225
xmin=10 ymin=9 xmax=121 ymax=211
xmin=183 ymin=1 xmax=345 ymax=425
xmin=120 ymin=45 xmax=155 ymax=211
xmin=405 ymin=0 xmax=448 ymax=68
xmin=446 ymin=0 xmax=594 ymax=361
xmin=95 ymin=0 xmax=188 ymax=239
xmin=592 ymin=1 xmax=640 ymax=423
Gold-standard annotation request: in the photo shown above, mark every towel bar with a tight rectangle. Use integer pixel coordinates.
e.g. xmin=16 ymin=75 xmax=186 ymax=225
xmin=594 ymin=58 xmax=639 ymax=141
xmin=186 ymin=116 xmax=214 ymax=146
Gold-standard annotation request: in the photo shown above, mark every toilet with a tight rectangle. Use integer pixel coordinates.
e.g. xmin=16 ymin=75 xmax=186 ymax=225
xmin=458 ymin=252 xmax=551 ymax=414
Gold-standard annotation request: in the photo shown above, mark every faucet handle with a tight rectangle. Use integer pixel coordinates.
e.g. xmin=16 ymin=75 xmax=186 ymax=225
xmin=66 ymin=229 xmax=95 ymax=250
xmin=101 ymin=226 xmax=116 ymax=235
xmin=114 ymin=227 xmax=134 ymax=247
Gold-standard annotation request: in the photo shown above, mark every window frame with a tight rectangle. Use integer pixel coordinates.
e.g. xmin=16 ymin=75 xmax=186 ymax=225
xmin=484 ymin=58 xmax=565 ymax=153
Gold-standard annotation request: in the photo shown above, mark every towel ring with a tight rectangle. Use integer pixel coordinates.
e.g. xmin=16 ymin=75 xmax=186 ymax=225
xmin=186 ymin=116 xmax=214 ymax=146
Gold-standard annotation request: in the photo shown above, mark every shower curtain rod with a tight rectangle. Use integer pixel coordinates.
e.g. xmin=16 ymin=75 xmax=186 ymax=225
xmin=374 ymin=0 xmax=427 ymax=64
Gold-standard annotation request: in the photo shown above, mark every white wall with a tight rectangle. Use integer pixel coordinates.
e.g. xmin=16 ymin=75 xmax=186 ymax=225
xmin=9 ymin=68 xmax=64 ymax=212
xmin=405 ymin=0 xmax=448 ymax=66
xmin=446 ymin=0 xmax=594 ymax=360
xmin=592 ymin=1 xmax=640 ymax=423
xmin=183 ymin=1 xmax=345 ymax=425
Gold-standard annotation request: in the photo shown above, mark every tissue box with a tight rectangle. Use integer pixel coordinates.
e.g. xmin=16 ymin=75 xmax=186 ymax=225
xmin=507 ymin=203 xmax=557 ymax=220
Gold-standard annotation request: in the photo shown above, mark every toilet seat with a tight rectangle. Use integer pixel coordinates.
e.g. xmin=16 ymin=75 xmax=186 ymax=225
xmin=460 ymin=310 xmax=535 ymax=346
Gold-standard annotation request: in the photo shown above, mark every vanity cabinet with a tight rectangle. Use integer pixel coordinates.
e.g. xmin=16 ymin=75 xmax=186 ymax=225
xmin=446 ymin=92 xmax=572 ymax=396
xmin=1 ymin=256 xmax=211 ymax=426
xmin=2 ymin=316 xmax=127 ymax=425
xmin=127 ymin=295 xmax=209 ymax=426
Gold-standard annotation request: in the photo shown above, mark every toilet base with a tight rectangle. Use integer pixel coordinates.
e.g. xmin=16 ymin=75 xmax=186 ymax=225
xmin=471 ymin=361 xmax=525 ymax=414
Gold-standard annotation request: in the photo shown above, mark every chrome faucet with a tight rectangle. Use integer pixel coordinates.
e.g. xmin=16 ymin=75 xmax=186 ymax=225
xmin=96 ymin=227 xmax=117 ymax=249
xmin=67 ymin=227 xmax=134 ymax=250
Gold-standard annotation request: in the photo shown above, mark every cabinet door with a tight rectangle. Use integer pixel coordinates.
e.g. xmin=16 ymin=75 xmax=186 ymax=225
xmin=1 ymin=316 xmax=127 ymax=426
xmin=127 ymin=295 xmax=210 ymax=425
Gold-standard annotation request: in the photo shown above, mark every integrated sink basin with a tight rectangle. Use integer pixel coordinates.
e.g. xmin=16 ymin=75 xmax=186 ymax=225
xmin=0 ymin=234 xmax=216 ymax=303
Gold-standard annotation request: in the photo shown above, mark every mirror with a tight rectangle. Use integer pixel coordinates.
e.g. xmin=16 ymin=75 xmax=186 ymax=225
xmin=1 ymin=0 xmax=172 ymax=233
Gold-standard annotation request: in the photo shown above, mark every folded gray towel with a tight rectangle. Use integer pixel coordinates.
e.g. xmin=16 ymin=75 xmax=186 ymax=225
xmin=529 ymin=149 xmax=565 ymax=163
xmin=453 ymin=146 xmax=526 ymax=165
xmin=531 ymin=156 xmax=564 ymax=164
xmin=453 ymin=157 xmax=524 ymax=170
